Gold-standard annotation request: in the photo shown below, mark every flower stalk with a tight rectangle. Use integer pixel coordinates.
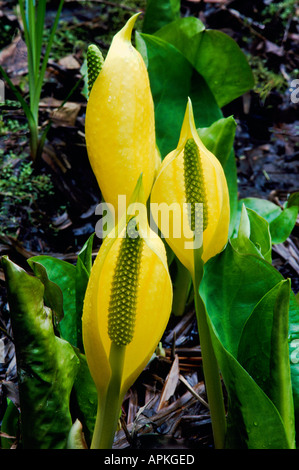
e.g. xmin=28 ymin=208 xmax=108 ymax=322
xmin=91 ymin=342 xmax=126 ymax=449
xmin=192 ymin=245 xmax=227 ymax=449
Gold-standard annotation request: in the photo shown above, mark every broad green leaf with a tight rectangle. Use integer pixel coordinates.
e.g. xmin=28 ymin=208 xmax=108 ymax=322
xmin=27 ymin=259 xmax=64 ymax=325
xmin=198 ymin=116 xmax=238 ymax=236
xmin=231 ymin=204 xmax=262 ymax=258
xmin=237 ymin=197 xmax=281 ymax=224
xmin=136 ymin=32 xmax=222 ymax=158
xmin=269 ymin=194 xmax=299 ymax=244
xmin=71 ymin=350 xmax=98 ymax=446
xmin=0 ymin=400 xmax=19 ymax=449
xmin=75 ymin=234 xmax=95 ymax=352
xmin=237 ymin=194 xmax=299 ymax=244
xmin=232 ymin=205 xmax=272 ymax=262
xmin=246 ymin=207 xmax=272 ymax=262
xmin=206 ymin=315 xmax=291 ymax=449
xmin=142 ymin=0 xmax=181 ymax=34
xmin=154 ymin=16 xmax=206 ymax=58
xmin=197 ymin=116 xmax=237 ymax=169
xmin=155 ymin=17 xmax=254 ymax=107
xmin=224 ymin=150 xmax=238 ymax=237
xmin=237 ymin=280 xmax=295 ymax=448
xmin=200 ymin=242 xmax=299 ymax=445
xmin=28 ymin=255 xmax=78 ymax=347
xmin=2 ymin=257 xmax=79 ymax=449
xmin=77 ymin=233 xmax=94 ymax=276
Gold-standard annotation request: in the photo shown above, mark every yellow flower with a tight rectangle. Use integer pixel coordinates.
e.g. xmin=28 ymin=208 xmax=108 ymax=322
xmin=85 ymin=14 xmax=156 ymax=216
xmin=82 ymin=177 xmax=173 ymax=410
xmin=151 ymin=99 xmax=230 ymax=273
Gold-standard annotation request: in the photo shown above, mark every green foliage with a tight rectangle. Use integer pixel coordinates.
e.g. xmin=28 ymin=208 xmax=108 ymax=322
xmin=200 ymin=232 xmax=299 ymax=448
xmin=1 ymin=256 xmax=80 ymax=449
xmin=29 ymin=234 xmax=95 ymax=352
xmin=153 ymin=17 xmax=254 ymax=108
xmin=236 ymin=194 xmax=299 ymax=244
xmin=142 ymin=0 xmax=180 ymax=34
xmin=136 ymin=33 xmax=222 ymax=159
xmin=198 ymin=116 xmax=238 ymax=235
xmin=262 ymin=0 xmax=297 ymax=23
xmin=0 ymin=0 xmax=64 ymax=162
xmin=0 ymin=151 xmax=54 ymax=235
xmin=248 ymin=55 xmax=288 ymax=102
xmin=1 ymin=234 xmax=97 ymax=448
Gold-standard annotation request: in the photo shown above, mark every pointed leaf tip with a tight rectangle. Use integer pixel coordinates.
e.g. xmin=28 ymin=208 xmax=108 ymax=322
xmin=117 ymin=12 xmax=141 ymax=42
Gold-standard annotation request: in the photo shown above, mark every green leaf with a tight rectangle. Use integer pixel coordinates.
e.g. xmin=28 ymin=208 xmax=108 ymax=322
xmin=206 ymin=316 xmax=291 ymax=448
xmin=71 ymin=351 xmax=98 ymax=446
xmin=197 ymin=116 xmax=237 ymax=168
xmin=77 ymin=233 xmax=94 ymax=275
xmin=154 ymin=16 xmax=206 ymax=56
xmin=200 ymin=243 xmax=299 ymax=446
xmin=198 ymin=116 xmax=238 ymax=236
xmin=237 ymin=197 xmax=281 ymax=224
xmin=27 ymin=259 xmax=64 ymax=325
xmin=28 ymin=255 xmax=78 ymax=347
xmin=237 ymin=194 xmax=299 ymax=244
xmin=142 ymin=0 xmax=181 ymax=34
xmin=269 ymin=207 xmax=299 ymax=245
xmin=0 ymin=400 xmax=19 ymax=449
xmin=237 ymin=280 xmax=295 ymax=448
xmin=2 ymin=257 xmax=79 ymax=449
xmin=232 ymin=205 xmax=272 ymax=262
xmin=136 ymin=32 xmax=222 ymax=158
xmin=75 ymin=234 xmax=95 ymax=352
xmin=155 ymin=17 xmax=254 ymax=107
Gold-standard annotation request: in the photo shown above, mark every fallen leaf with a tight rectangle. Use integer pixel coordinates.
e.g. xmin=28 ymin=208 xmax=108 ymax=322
xmin=0 ymin=34 xmax=28 ymax=76
xmin=58 ymin=54 xmax=81 ymax=70
xmin=157 ymin=355 xmax=180 ymax=410
xmin=51 ymin=102 xmax=81 ymax=127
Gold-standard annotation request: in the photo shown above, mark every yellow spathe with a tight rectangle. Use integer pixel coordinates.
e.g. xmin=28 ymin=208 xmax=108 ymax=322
xmin=85 ymin=14 xmax=156 ymax=216
xmin=82 ymin=179 xmax=173 ymax=399
xmin=151 ymin=99 xmax=230 ymax=273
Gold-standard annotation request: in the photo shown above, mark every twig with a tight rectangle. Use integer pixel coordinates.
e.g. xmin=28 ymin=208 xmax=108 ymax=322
xmin=179 ymin=374 xmax=209 ymax=409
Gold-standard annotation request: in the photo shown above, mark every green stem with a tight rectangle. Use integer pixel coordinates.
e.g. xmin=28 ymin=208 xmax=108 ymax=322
xmin=192 ymin=246 xmax=226 ymax=449
xmin=172 ymin=259 xmax=192 ymax=317
xmin=91 ymin=342 xmax=126 ymax=449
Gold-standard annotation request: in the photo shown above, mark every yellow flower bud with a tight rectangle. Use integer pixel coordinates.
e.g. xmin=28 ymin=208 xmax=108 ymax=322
xmin=151 ymin=99 xmax=230 ymax=273
xmin=85 ymin=14 xmax=156 ymax=216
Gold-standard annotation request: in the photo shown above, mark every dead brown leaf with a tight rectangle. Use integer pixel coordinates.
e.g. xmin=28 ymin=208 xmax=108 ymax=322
xmin=58 ymin=54 xmax=81 ymax=70
xmin=0 ymin=34 xmax=27 ymax=76
xmin=157 ymin=355 xmax=180 ymax=411
xmin=51 ymin=102 xmax=81 ymax=127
